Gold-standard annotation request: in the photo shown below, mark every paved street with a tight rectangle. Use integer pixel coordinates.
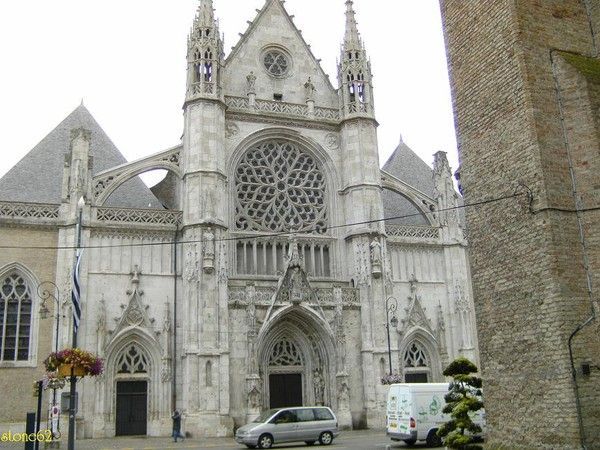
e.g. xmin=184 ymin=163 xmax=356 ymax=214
xmin=2 ymin=430 xmax=437 ymax=450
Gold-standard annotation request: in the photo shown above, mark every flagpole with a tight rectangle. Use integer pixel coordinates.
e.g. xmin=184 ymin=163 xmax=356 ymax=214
xmin=68 ymin=196 xmax=85 ymax=450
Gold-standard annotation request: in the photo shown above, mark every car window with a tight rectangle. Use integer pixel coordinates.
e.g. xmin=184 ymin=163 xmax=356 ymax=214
xmin=294 ymin=409 xmax=316 ymax=422
xmin=272 ymin=410 xmax=297 ymax=424
xmin=313 ymin=408 xmax=334 ymax=421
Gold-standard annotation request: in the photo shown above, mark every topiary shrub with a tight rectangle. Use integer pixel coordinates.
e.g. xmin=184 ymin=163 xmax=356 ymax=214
xmin=437 ymin=357 xmax=484 ymax=449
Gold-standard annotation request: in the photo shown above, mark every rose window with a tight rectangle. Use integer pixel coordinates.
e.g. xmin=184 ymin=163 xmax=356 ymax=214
xmin=235 ymin=140 xmax=327 ymax=234
xmin=263 ymin=50 xmax=289 ymax=77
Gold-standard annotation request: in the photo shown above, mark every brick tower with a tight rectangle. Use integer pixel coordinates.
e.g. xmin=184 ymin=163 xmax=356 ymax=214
xmin=440 ymin=1 xmax=600 ymax=448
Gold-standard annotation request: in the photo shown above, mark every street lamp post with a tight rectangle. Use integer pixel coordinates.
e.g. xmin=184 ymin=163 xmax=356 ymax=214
xmin=385 ymin=297 xmax=399 ymax=375
xmin=38 ymin=281 xmax=64 ymax=445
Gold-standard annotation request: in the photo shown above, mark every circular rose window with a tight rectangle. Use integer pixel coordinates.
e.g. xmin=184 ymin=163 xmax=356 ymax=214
xmin=263 ymin=49 xmax=290 ymax=77
xmin=235 ymin=140 xmax=327 ymax=234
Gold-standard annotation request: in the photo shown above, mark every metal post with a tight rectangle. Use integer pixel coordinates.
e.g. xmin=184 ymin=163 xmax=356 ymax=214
xmin=68 ymin=200 xmax=84 ymax=450
xmin=34 ymin=380 xmax=43 ymax=450
xmin=38 ymin=281 xmax=62 ymax=444
xmin=385 ymin=297 xmax=398 ymax=375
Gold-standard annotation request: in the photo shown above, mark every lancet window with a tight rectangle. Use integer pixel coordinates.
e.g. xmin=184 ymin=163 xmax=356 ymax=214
xmin=0 ymin=273 xmax=33 ymax=362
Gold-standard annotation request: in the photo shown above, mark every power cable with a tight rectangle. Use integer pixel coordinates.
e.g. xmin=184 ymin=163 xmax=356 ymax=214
xmin=0 ymin=191 xmax=525 ymax=251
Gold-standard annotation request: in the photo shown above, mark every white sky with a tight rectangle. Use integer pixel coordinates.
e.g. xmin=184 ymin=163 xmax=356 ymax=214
xmin=0 ymin=0 xmax=458 ymax=185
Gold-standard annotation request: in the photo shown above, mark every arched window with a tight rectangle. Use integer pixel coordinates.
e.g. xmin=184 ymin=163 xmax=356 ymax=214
xmin=235 ymin=140 xmax=327 ymax=234
xmin=403 ymin=341 xmax=430 ymax=383
xmin=116 ymin=344 xmax=149 ymax=374
xmin=0 ymin=273 xmax=33 ymax=362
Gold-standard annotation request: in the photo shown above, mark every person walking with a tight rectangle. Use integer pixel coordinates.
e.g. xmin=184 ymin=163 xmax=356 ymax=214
xmin=171 ymin=409 xmax=185 ymax=442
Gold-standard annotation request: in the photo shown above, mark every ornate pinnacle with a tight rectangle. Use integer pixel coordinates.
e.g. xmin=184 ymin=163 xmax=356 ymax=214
xmin=343 ymin=0 xmax=362 ymax=50
xmin=194 ymin=0 xmax=216 ymax=30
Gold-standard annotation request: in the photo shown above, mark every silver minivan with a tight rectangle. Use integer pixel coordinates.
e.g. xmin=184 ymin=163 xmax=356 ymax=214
xmin=234 ymin=406 xmax=340 ymax=448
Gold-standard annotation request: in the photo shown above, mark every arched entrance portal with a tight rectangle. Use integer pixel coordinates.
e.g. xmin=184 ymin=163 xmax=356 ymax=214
xmin=114 ymin=344 xmax=149 ymax=436
xmin=258 ymin=307 xmax=336 ymax=409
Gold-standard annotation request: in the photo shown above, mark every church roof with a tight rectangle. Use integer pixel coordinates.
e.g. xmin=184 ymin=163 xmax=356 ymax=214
xmin=0 ymin=104 xmax=163 ymax=208
xmin=381 ymin=141 xmax=435 ymax=226
xmin=382 ymin=140 xmax=435 ymax=198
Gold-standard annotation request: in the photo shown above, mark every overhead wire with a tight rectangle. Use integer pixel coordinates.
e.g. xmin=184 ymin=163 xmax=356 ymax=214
xmin=0 ymin=191 xmax=525 ymax=251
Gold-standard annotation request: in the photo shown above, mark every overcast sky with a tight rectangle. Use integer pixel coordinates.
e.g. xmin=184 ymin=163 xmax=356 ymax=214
xmin=0 ymin=0 xmax=457 ymax=186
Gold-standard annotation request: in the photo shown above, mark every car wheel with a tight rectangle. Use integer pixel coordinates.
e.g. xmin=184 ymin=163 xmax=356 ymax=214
xmin=426 ymin=429 xmax=443 ymax=447
xmin=319 ymin=431 xmax=333 ymax=445
xmin=305 ymin=441 xmax=316 ymax=446
xmin=403 ymin=439 xmax=417 ymax=446
xmin=258 ymin=433 xmax=274 ymax=449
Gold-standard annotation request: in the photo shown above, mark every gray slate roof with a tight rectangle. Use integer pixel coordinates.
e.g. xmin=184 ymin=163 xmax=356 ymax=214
xmin=381 ymin=142 xmax=434 ymax=226
xmin=0 ymin=105 xmax=163 ymax=208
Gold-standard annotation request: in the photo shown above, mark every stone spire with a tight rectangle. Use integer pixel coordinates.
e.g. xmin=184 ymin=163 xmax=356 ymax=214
xmin=193 ymin=0 xmax=216 ymax=30
xmin=186 ymin=0 xmax=223 ymax=102
xmin=338 ymin=0 xmax=374 ymax=118
xmin=343 ymin=0 xmax=362 ymax=50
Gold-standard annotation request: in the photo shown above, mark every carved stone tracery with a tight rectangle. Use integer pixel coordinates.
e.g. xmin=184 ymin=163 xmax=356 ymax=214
xmin=235 ymin=140 xmax=327 ymax=234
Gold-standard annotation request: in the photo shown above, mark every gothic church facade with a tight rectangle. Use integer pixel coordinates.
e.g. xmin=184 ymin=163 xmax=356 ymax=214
xmin=0 ymin=0 xmax=477 ymax=437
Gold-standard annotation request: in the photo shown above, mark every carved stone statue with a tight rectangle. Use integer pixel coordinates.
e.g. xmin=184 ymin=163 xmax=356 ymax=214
xmin=203 ymin=228 xmax=215 ymax=273
xmin=248 ymin=384 xmax=261 ymax=410
xmin=370 ymin=238 xmax=382 ymax=278
xmin=304 ymin=77 xmax=316 ymax=102
xmin=337 ymin=380 xmax=350 ymax=411
xmin=246 ymin=71 xmax=256 ymax=93
xmin=313 ymin=368 xmax=325 ymax=405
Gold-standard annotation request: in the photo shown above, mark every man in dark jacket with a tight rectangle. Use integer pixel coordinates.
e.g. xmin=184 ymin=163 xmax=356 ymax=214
xmin=171 ymin=410 xmax=185 ymax=442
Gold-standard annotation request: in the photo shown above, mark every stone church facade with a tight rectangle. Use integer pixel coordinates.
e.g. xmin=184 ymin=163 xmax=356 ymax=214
xmin=0 ymin=0 xmax=477 ymax=438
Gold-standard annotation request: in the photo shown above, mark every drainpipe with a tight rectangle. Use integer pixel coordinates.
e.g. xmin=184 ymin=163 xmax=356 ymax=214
xmin=172 ymin=228 xmax=179 ymax=411
xmin=550 ymin=49 xmax=597 ymax=450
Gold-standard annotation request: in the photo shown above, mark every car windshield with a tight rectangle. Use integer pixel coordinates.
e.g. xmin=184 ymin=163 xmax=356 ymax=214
xmin=253 ymin=409 xmax=279 ymax=423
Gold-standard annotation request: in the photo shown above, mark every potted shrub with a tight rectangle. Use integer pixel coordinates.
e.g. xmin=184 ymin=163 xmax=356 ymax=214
xmin=437 ymin=357 xmax=484 ymax=449
xmin=44 ymin=348 xmax=104 ymax=378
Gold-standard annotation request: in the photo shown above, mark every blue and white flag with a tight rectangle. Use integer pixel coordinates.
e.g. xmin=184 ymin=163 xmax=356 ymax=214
xmin=71 ymin=250 xmax=83 ymax=334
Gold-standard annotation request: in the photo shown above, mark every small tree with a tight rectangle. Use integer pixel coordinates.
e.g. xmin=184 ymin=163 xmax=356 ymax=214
xmin=437 ymin=357 xmax=484 ymax=449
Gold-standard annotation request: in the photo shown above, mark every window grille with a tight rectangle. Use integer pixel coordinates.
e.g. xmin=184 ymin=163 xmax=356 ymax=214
xmin=0 ymin=273 xmax=32 ymax=362
xmin=404 ymin=342 xmax=429 ymax=368
xmin=116 ymin=344 xmax=149 ymax=374
xmin=269 ymin=337 xmax=303 ymax=367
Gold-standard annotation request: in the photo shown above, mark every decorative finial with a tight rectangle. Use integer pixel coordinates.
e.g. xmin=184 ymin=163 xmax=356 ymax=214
xmin=343 ymin=0 xmax=361 ymax=49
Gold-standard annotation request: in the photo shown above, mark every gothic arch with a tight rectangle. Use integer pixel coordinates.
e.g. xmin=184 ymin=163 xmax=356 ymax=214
xmin=256 ymin=305 xmax=337 ymax=408
xmin=0 ymin=262 xmax=41 ymax=366
xmin=92 ymin=146 xmax=182 ymax=206
xmin=398 ymin=328 xmax=443 ymax=382
xmin=98 ymin=328 xmax=170 ymax=436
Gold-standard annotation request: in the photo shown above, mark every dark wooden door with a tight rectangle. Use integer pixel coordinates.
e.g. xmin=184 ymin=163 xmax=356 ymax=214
xmin=116 ymin=381 xmax=147 ymax=436
xmin=269 ymin=373 xmax=302 ymax=408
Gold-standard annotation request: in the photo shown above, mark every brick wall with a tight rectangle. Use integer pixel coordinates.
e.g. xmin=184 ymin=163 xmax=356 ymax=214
xmin=0 ymin=226 xmax=58 ymax=425
xmin=440 ymin=0 xmax=600 ymax=448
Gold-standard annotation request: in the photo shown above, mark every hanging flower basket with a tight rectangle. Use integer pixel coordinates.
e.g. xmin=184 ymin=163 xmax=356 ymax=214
xmin=44 ymin=348 xmax=104 ymax=378
xmin=42 ymin=372 xmax=67 ymax=390
xmin=381 ymin=373 xmax=403 ymax=385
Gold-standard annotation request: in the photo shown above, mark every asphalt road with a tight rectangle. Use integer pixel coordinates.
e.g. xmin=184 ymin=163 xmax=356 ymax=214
xmin=1 ymin=430 xmax=437 ymax=450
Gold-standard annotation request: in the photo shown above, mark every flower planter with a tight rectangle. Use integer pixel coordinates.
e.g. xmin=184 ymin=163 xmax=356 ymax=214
xmin=58 ymin=364 xmax=86 ymax=378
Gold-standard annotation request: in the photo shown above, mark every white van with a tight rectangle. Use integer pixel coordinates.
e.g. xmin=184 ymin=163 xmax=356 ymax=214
xmin=386 ymin=383 xmax=484 ymax=447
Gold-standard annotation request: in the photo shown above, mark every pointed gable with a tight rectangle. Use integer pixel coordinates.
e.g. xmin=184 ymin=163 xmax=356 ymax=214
xmin=223 ymin=0 xmax=338 ymax=107
xmin=0 ymin=105 xmax=163 ymax=208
